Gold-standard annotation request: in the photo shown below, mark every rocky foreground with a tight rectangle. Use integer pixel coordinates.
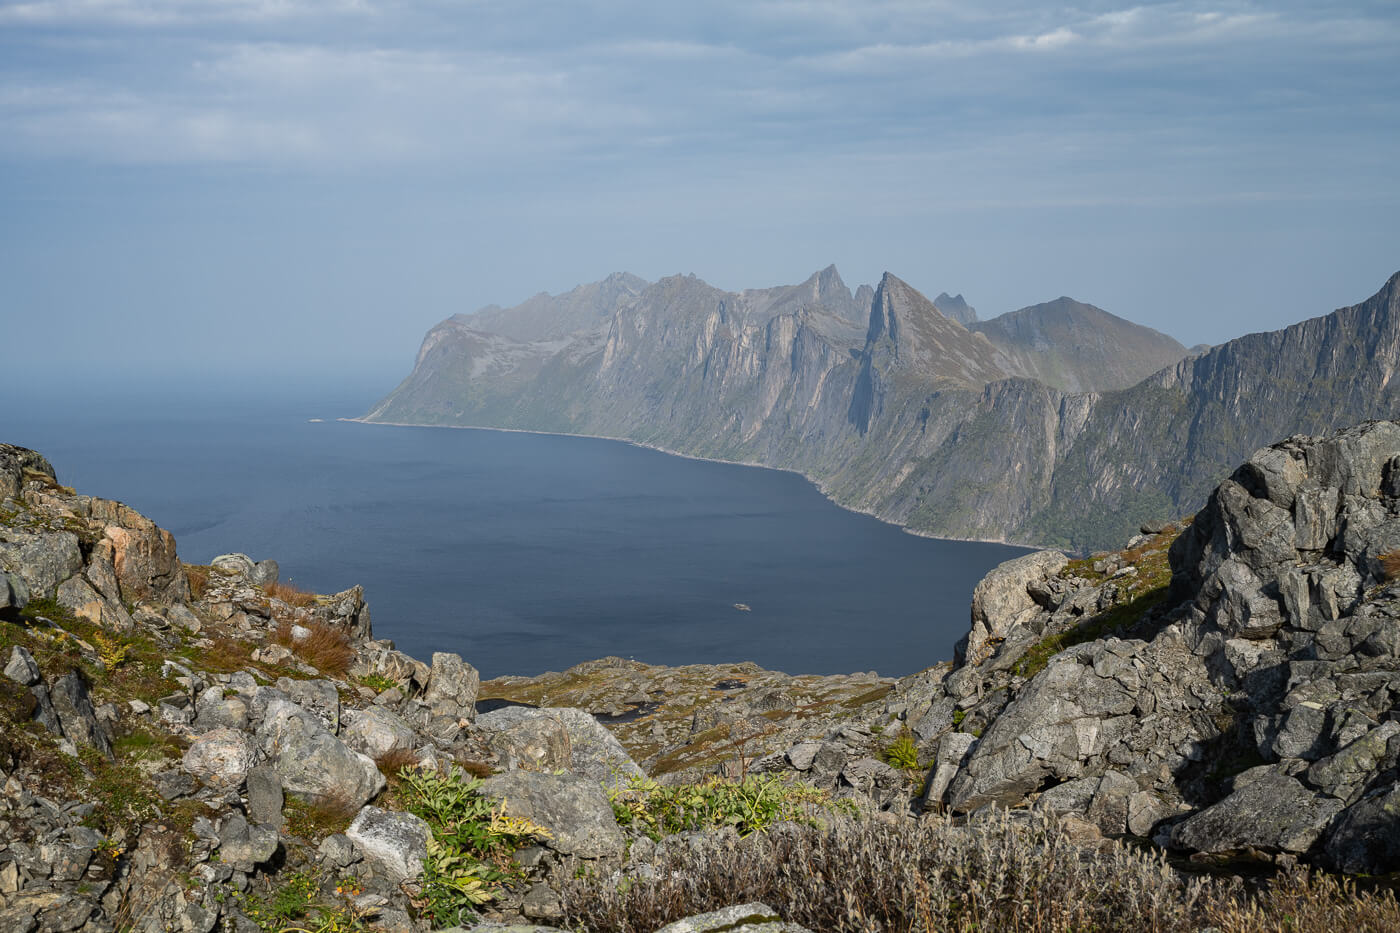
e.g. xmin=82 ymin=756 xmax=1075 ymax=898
xmin=2 ymin=423 xmax=1400 ymax=931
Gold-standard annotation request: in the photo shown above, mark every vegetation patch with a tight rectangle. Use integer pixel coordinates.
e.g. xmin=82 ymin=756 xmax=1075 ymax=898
xmin=264 ymin=580 xmax=318 ymax=609
xmin=396 ymin=766 xmax=550 ymax=927
xmin=560 ymin=808 xmax=1400 ymax=933
xmin=608 ymin=774 xmax=852 ymax=841
xmin=272 ymin=620 xmax=353 ymax=678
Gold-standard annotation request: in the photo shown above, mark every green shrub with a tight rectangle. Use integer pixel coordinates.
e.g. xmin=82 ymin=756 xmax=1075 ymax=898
xmin=880 ymin=734 xmax=921 ymax=771
xmin=397 ymin=767 xmax=549 ymax=926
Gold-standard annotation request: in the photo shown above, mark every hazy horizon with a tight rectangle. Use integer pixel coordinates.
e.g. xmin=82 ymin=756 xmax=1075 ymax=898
xmin=3 ymin=1 xmax=1397 ymax=392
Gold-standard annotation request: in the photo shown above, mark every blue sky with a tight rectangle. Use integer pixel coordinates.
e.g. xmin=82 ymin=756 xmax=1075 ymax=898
xmin=2 ymin=0 xmax=1397 ymax=395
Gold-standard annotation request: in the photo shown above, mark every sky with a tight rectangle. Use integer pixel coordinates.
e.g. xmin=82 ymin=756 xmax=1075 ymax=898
xmin=2 ymin=0 xmax=1398 ymax=399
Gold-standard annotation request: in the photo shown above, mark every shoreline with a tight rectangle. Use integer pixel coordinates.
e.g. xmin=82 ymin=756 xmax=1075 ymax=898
xmin=339 ymin=416 xmax=1042 ymax=552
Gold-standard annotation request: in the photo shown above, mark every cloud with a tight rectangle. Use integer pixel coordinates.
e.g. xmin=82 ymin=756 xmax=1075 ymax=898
xmin=0 ymin=0 xmax=374 ymax=26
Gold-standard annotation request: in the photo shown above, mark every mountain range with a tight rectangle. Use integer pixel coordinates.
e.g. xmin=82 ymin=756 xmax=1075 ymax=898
xmin=363 ymin=265 xmax=1400 ymax=551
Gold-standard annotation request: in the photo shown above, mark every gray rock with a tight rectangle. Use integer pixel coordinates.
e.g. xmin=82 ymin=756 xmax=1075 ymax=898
xmin=252 ymin=559 xmax=280 ymax=588
xmin=423 ymin=652 xmax=480 ymax=719
xmin=182 ymin=729 xmax=256 ymax=788
xmin=4 ymin=646 xmax=40 ymax=686
xmin=217 ymin=812 xmax=280 ymax=871
xmin=963 ymin=550 xmax=1068 ymax=665
xmin=1323 ymin=782 xmax=1400 ymax=873
xmin=193 ymin=686 xmax=250 ymax=733
xmin=210 ymin=553 xmax=257 ymax=581
xmin=273 ymin=677 xmax=340 ymax=734
xmin=346 ymin=805 xmax=431 ymax=883
xmin=340 ymin=707 xmax=417 ymax=760
xmin=923 ymin=732 xmax=977 ymax=809
xmin=653 ymin=903 xmax=812 ymax=932
xmin=1170 ymin=768 xmax=1342 ymax=855
xmin=1304 ymin=721 xmax=1400 ymax=805
xmin=49 ymin=670 xmax=112 ymax=757
xmin=785 ymin=742 xmax=820 ymax=771
xmin=476 ymin=706 xmax=644 ymax=788
xmin=478 ymin=771 xmax=624 ymax=858
xmin=0 ymin=571 xmax=29 ymax=611
xmin=0 ymin=529 xmax=82 ymax=601
xmin=246 ymin=766 xmax=284 ymax=827
xmin=318 ymin=833 xmax=358 ymax=868
xmin=257 ymin=699 xmax=385 ymax=807
xmin=486 ymin=715 xmax=572 ymax=773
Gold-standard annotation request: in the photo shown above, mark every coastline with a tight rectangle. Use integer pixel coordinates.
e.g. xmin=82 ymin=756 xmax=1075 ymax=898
xmin=339 ymin=416 xmax=1042 ymax=552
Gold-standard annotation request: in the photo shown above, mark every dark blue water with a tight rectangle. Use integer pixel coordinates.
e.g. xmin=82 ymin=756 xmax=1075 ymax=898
xmin=4 ymin=389 xmax=1028 ymax=678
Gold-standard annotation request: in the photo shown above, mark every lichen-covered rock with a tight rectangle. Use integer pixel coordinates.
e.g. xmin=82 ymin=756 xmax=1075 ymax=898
xmin=1170 ymin=767 xmax=1342 ymax=856
xmin=477 ymin=771 xmax=623 ymax=858
xmin=183 ymin=728 xmax=256 ymax=788
xmin=340 ymin=707 xmax=416 ymax=759
xmin=86 ymin=497 xmax=189 ymax=604
xmin=961 ymin=550 xmax=1069 ymax=666
xmin=653 ymin=903 xmax=813 ymax=933
xmin=476 ymin=706 xmax=644 ymax=788
xmin=257 ymin=699 xmax=385 ymax=807
xmin=423 ymin=651 xmax=479 ymax=718
xmin=346 ymin=806 xmax=430 ymax=883
xmin=49 ymin=670 xmax=113 ymax=758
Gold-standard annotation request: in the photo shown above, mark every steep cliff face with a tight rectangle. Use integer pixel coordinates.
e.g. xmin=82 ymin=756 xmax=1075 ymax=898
xmin=366 ymin=265 xmax=1400 ymax=551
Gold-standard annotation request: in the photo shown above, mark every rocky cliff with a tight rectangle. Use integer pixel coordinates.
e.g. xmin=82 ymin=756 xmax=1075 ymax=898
xmin=364 ymin=265 xmax=1214 ymax=550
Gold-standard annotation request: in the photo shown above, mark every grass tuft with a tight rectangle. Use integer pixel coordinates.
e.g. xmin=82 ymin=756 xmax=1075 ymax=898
xmin=272 ymin=620 xmax=353 ymax=678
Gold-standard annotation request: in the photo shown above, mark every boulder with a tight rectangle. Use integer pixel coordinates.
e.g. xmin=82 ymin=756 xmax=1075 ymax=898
xmin=257 ymin=699 xmax=385 ymax=807
xmin=962 ymin=550 xmax=1068 ymax=665
xmin=423 ymin=652 xmax=480 ymax=718
xmin=183 ymin=729 xmax=256 ymax=788
xmin=273 ymin=678 xmax=340 ymax=733
xmin=210 ymin=553 xmax=257 ymax=581
xmin=476 ymin=706 xmax=643 ymax=788
xmin=346 ymin=806 xmax=431 ymax=883
xmin=0 ymin=444 xmax=56 ymax=500
xmin=1170 ymin=767 xmax=1342 ymax=855
xmin=340 ymin=707 xmax=416 ymax=760
xmin=478 ymin=771 xmax=624 ymax=858
xmin=49 ymin=670 xmax=113 ymax=758
xmin=217 ymin=813 xmax=279 ymax=872
xmin=4 ymin=646 xmax=40 ymax=686
xmin=246 ymin=766 xmax=285 ymax=827
xmin=1323 ymin=782 xmax=1400 ymax=873
xmin=87 ymin=498 xmax=188 ymax=604
xmin=486 ymin=715 xmax=571 ymax=773
xmin=0 ymin=571 xmax=29 ymax=611
xmin=654 ymin=903 xmax=812 ymax=933
xmin=0 ymin=530 xmax=82 ymax=601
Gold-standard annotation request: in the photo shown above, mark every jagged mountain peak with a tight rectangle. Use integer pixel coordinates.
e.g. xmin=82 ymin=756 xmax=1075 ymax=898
xmin=865 ymin=273 xmax=1006 ymax=387
xmin=933 ymin=292 xmax=978 ymax=326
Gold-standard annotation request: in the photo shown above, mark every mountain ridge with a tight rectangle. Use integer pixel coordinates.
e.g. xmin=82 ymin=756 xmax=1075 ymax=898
xmin=365 ymin=266 xmax=1400 ymax=551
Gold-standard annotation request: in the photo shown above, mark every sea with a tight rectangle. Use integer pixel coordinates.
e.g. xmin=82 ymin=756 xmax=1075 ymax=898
xmin=5 ymin=385 xmax=1029 ymax=679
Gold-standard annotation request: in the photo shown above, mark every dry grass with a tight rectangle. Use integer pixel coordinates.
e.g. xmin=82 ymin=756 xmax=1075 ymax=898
xmin=559 ymin=810 xmax=1400 ymax=933
xmin=283 ymin=790 xmax=360 ymax=840
xmin=271 ymin=620 xmax=353 ymax=677
xmin=183 ymin=564 xmax=211 ymax=601
xmin=264 ymin=580 xmax=317 ymax=609
xmin=453 ymin=755 xmax=495 ymax=779
xmin=195 ymin=635 xmax=257 ymax=673
xmin=373 ymin=746 xmax=422 ymax=778
xmin=1379 ymin=549 xmax=1400 ymax=582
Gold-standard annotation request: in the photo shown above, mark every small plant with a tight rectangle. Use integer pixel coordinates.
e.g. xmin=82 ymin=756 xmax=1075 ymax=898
xmin=951 ymin=708 xmax=966 ymax=729
xmin=1380 ymin=549 xmax=1400 ymax=582
xmin=880 ymin=733 xmax=921 ymax=771
xmin=397 ymin=767 xmax=551 ymax=926
xmin=607 ymin=774 xmax=850 ymax=841
xmin=94 ymin=631 xmax=130 ymax=670
xmin=284 ymin=792 xmax=360 ymax=840
xmin=359 ymin=672 xmax=397 ymax=693
xmin=373 ymin=746 xmax=421 ymax=778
